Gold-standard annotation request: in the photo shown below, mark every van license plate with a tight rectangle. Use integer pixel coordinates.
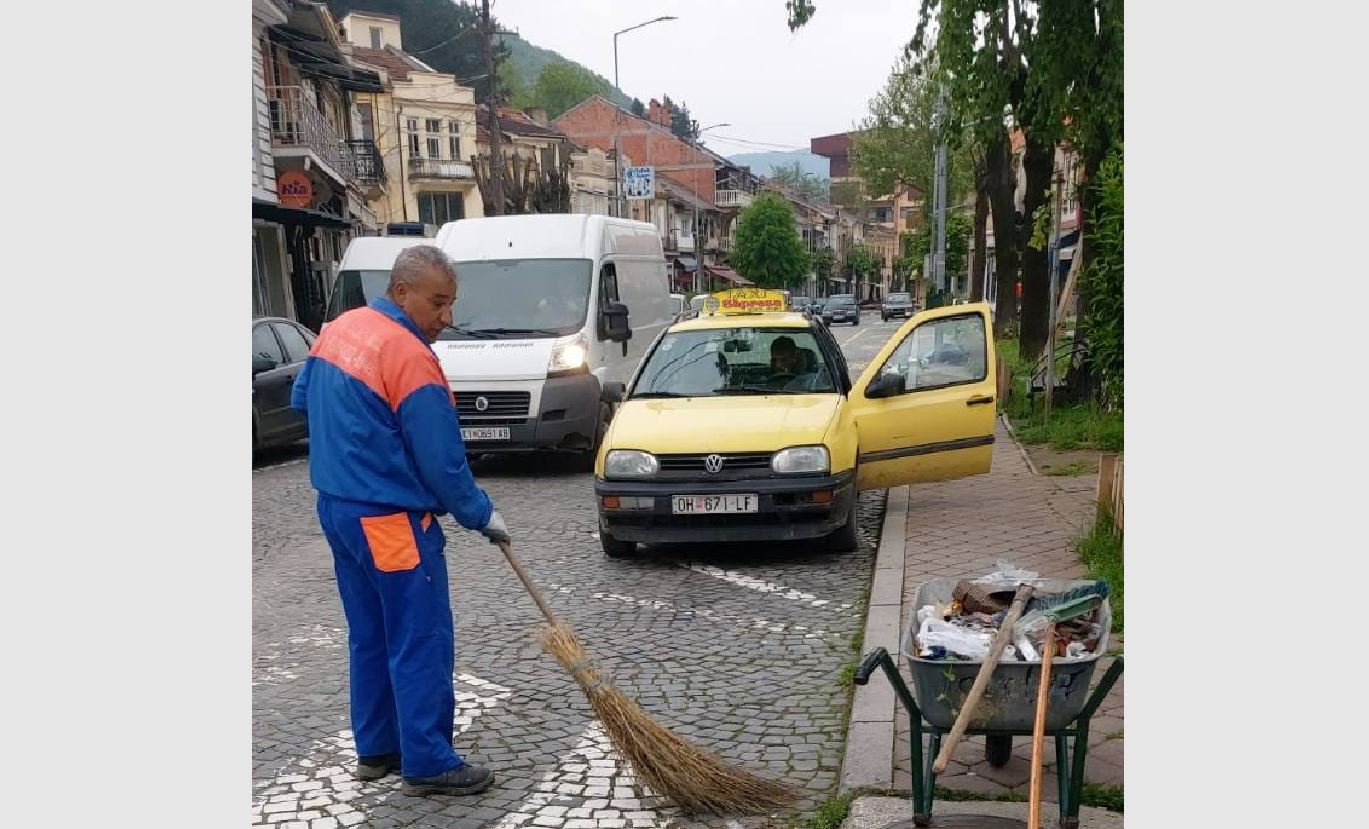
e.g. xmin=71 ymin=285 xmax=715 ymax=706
xmin=461 ymin=427 xmax=510 ymax=441
xmin=671 ymin=494 xmax=758 ymax=514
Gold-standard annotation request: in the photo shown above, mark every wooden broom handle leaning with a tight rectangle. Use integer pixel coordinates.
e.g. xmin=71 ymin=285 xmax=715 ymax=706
xmin=496 ymin=540 xmax=560 ymax=626
xmin=1028 ymin=622 xmax=1058 ymax=829
xmin=931 ymin=583 xmax=1034 ymax=775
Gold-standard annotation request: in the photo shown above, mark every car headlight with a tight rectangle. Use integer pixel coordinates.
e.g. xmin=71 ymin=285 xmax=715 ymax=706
xmin=548 ymin=333 xmax=589 ymax=375
xmin=771 ymin=445 xmax=830 ymax=475
xmin=604 ymin=449 xmax=659 ymax=478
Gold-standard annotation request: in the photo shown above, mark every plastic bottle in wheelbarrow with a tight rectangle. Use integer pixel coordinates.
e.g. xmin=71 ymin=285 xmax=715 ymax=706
xmin=900 ymin=577 xmax=1113 ymax=732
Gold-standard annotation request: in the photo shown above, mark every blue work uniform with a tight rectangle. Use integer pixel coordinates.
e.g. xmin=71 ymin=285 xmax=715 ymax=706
xmin=291 ymin=297 xmax=493 ymax=779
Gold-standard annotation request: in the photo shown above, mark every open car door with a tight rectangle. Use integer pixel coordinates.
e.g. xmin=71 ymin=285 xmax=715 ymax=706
xmin=849 ymin=303 xmax=997 ymax=491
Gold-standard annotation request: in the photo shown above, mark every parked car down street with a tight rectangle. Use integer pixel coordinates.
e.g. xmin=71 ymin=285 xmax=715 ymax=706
xmin=252 ymin=316 xmax=315 ymax=453
xmin=881 ymin=291 xmax=914 ymax=322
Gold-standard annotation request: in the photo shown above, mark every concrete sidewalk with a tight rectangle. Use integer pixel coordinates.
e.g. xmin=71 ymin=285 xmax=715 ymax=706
xmin=842 ymin=417 xmax=1123 ymax=808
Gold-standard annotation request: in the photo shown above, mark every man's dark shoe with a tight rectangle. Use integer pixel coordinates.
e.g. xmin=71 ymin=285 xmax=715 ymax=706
xmin=354 ymin=752 xmax=402 ymax=781
xmin=401 ymin=763 xmax=495 ymax=796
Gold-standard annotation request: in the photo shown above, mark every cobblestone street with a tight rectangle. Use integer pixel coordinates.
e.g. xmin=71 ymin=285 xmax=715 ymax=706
xmin=252 ymin=322 xmax=898 ymax=829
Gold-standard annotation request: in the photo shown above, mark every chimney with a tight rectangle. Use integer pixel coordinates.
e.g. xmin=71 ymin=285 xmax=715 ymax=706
xmin=527 ymin=108 xmax=548 ymax=126
xmin=647 ymin=98 xmax=671 ymax=128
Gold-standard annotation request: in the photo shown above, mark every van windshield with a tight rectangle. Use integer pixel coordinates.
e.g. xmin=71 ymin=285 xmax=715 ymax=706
xmin=439 ymin=258 xmax=593 ymax=339
xmin=326 ymin=270 xmax=390 ymax=321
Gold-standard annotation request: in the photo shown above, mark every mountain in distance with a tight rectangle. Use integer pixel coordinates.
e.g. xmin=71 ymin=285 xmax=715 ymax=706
xmin=725 ymin=150 xmax=830 ymax=180
xmin=496 ymin=33 xmax=633 ymax=110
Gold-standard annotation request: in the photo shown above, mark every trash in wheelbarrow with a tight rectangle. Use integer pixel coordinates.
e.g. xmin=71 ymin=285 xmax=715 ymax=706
xmin=902 ymin=572 xmax=1112 ymax=732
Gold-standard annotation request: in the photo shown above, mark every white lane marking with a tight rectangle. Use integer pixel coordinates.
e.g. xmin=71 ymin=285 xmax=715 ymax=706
xmin=251 ymin=673 xmax=512 ymax=825
xmin=680 ymin=563 xmax=854 ymax=612
xmin=488 ymin=721 xmax=678 ymax=829
xmin=587 ymin=589 xmax=846 ymax=640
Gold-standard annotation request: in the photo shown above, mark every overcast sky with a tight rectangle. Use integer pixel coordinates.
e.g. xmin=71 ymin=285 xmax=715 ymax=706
xmin=495 ymin=0 xmax=919 ymax=160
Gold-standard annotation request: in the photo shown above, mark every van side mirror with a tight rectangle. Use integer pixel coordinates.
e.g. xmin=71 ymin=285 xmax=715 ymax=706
xmin=601 ymin=382 xmax=626 ymax=403
xmin=603 ymin=302 xmax=631 ymax=343
xmin=252 ymin=355 xmax=276 ymax=376
xmin=865 ymin=371 xmax=905 ymax=399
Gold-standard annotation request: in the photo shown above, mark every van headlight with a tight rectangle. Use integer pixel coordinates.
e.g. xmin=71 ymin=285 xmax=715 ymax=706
xmin=548 ymin=333 xmax=589 ymax=376
xmin=771 ymin=445 xmax=830 ymax=475
xmin=605 ymin=450 xmax=659 ymax=478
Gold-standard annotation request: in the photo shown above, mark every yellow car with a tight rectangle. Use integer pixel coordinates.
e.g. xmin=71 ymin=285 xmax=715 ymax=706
xmin=593 ymin=289 xmax=998 ymax=557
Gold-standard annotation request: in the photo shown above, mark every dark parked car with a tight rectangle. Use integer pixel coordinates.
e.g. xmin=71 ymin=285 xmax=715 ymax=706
xmin=881 ymin=291 xmax=915 ymax=322
xmin=252 ymin=317 xmax=315 ymax=453
xmin=821 ymin=294 xmax=861 ymax=326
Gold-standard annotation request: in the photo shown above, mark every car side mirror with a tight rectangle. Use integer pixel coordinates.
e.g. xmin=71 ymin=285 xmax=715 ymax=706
xmin=603 ymin=302 xmax=631 ymax=343
xmin=252 ymin=355 xmax=276 ymax=376
xmin=601 ymin=381 xmax=626 ymax=403
xmin=865 ymin=371 xmax=905 ymax=399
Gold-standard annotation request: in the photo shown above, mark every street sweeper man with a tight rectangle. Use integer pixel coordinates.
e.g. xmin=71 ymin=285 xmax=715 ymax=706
xmin=291 ymin=245 xmax=507 ymax=798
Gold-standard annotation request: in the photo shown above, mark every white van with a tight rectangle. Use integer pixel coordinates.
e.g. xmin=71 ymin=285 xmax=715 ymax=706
xmin=435 ymin=214 xmax=671 ymax=458
xmin=324 ymin=236 xmax=431 ymax=324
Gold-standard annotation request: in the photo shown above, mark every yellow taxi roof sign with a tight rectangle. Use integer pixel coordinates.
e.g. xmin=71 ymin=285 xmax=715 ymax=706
xmin=705 ymin=288 xmax=788 ymax=315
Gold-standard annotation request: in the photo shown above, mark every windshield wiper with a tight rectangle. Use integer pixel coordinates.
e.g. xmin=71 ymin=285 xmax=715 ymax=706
xmin=442 ymin=324 xmax=497 ymax=339
xmin=629 ymin=391 xmax=691 ymax=399
xmin=725 ymin=386 xmax=807 ymax=395
xmin=473 ymin=327 xmax=564 ymax=337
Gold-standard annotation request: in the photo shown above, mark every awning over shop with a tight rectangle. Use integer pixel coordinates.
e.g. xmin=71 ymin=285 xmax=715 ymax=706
xmin=675 ymin=256 xmax=698 ymax=272
xmin=706 ymin=265 xmax=752 ymax=285
xmin=253 ymin=198 xmax=353 ymax=229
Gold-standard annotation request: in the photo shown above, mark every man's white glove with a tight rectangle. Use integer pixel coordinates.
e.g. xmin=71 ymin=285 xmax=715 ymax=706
xmin=481 ymin=510 xmax=510 ymax=545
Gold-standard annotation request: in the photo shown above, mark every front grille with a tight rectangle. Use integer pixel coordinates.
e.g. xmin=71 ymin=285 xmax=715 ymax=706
xmin=455 ymin=391 xmax=531 ymax=419
xmin=655 ymin=452 xmax=774 ymax=481
xmin=457 ymin=417 xmax=527 ymax=428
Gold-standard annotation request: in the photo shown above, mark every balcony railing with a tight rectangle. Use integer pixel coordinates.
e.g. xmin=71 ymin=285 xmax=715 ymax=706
xmin=715 ymin=190 xmax=754 ymax=209
xmin=267 ymin=86 xmax=352 ymax=182
xmin=718 ymin=236 xmax=733 ymax=252
xmin=346 ymin=140 xmax=385 ymax=188
xmin=408 ymin=157 xmax=475 ymax=180
xmin=676 ymin=231 xmax=696 ymax=252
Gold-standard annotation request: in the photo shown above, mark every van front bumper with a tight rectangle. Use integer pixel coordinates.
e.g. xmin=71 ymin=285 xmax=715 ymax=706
xmin=458 ymin=373 xmax=602 ymax=454
xmin=594 ymin=470 xmax=855 ymax=544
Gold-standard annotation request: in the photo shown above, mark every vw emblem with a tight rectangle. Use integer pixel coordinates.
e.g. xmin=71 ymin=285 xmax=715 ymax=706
xmin=704 ymin=454 xmax=725 ymax=474
xmin=475 ymin=396 xmax=489 ymax=412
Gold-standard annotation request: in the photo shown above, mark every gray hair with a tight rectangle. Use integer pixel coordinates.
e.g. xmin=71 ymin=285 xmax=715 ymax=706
xmin=388 ymin=245 xmax=459 ymax=294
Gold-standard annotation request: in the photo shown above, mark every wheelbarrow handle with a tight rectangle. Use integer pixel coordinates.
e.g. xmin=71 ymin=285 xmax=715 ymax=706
xmin=854 ymin=648 xmax=889 ymax=685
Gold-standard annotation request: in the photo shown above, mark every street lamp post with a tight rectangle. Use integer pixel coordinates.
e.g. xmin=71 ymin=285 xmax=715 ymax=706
xmin=693 ymin=122 xmax=730 ymax=293
xmin=613 ymin=15 xmax=677 ymax=218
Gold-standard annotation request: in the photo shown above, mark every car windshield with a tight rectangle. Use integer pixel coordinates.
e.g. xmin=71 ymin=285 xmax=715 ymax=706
xmin=829 ymin=297 xmax=857 ymax=308
xmin=438 ymin=259 xmax=592 ymax=339
xmin=889 ymin=293 xmax=911 ymax=303
xmin=631 ymin=327 xmax=838 ymax=398
xmin=326 ymin=270 xmax=390 ymax=321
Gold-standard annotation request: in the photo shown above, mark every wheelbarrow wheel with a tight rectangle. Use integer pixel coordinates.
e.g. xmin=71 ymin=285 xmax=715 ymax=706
xmin=985 ymin=734 xmax=1013 ymax=767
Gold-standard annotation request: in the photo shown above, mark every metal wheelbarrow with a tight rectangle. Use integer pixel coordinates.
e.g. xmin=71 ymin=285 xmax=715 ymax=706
xmin=853 ymin=577 xmax=1125 ymax=829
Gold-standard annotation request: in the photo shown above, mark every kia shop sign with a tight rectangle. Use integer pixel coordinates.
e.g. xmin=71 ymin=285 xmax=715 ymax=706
xmin=277 ymin=171 xmax=314 ymax=209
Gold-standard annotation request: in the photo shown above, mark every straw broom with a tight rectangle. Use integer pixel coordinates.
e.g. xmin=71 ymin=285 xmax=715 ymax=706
xmin=495 ymin=540 xmax=800 ymax=815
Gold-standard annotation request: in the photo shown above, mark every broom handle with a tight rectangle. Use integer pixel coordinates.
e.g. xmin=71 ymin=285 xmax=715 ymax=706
xmin=1028 ymin=622 xmax=1057 ymax=829
xmin=495 ymin=540 xmax=561 ymax=627
xmin=931 ymin=582 xmax=1034 ymax=774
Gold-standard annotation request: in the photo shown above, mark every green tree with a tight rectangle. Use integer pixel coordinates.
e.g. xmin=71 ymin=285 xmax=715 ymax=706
xmin=1083 ymin=145 xmax=1123 ymax=409
xmin=811 ymin=246 xmax=835 ymax=283
xmin=845 ymin=243 xmax=876 ymax=282
xmin=904 ymin=211 xmax=972 ymax=291
xmin=731 ymin=193 xmax=811 ymax=288
xmin=770 ymin=161 xmax=830 ymax=203
xmin=529 ymin=62 xmax=610 ymax=119
xmin=661 ymin=95 xmax=699 ymax=141
xmin=499 ymin=60 xmax=533 ymax=110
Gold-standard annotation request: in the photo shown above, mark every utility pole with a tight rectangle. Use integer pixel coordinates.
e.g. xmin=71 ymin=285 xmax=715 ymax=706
xmin=1044 ymin=167 xmax=1065 ymax=422
xmin=930 ymin=85 xmax=949 ymax=300
xmin=481 ymin=0 xmax=504 ymax=215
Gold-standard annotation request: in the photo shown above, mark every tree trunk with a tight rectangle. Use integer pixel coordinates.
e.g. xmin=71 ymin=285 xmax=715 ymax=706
xmin=970 ymin=154 xmax=989 ymax=302
xmin=984 ymin=130 xmax=1018 ymax=337
xmin=1064 ymin=151 xmax=1103 ymax=401
xmin=1017 ymin=133 xmax=1054 ymax=361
